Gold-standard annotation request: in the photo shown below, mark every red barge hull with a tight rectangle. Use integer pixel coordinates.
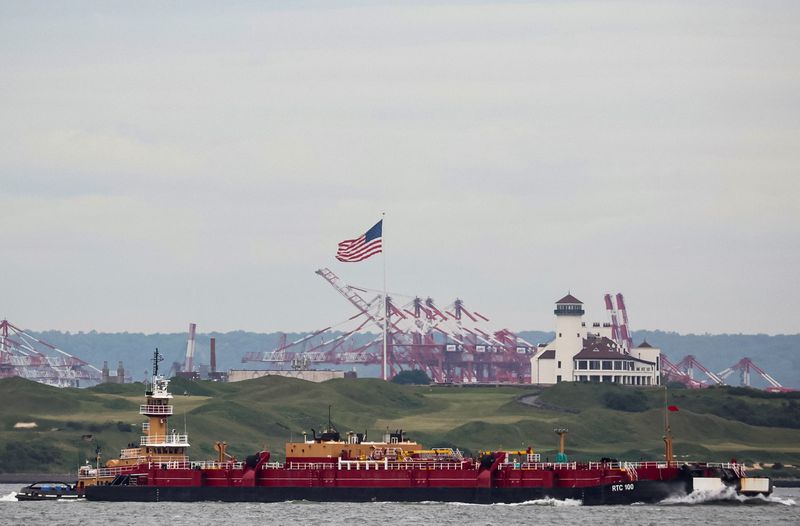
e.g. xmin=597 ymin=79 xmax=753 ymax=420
xmin=84 ymin=458 xmax=757 ymax=505
xmin=86 ymin=480 xmax=689 ymax=505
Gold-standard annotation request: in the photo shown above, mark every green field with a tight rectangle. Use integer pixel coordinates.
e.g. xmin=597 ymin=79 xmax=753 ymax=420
xmin=1 ymin=376 xmax=799 ymax=473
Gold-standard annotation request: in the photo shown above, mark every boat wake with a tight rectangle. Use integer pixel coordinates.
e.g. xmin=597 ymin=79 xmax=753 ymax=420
xmin=441 ymin=498 xmax=582 ymax=507
xmin=513 ymin=498 xmax=582 ymax=507
xmin=0 ymin=492 xmax=17 ymax=502
xmin=661 ymin=486 xmax=796 ymax=506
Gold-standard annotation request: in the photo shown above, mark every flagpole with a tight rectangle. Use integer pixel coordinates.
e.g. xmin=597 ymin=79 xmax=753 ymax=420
xmin=382 ymin=212 xmax=388 ymax=381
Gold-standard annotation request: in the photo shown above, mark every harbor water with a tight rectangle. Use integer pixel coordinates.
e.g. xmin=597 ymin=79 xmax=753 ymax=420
xmin=1 ymin=484 xmax=797 ymax=526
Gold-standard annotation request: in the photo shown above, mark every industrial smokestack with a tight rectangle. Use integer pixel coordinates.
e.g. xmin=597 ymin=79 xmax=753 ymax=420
xmin=117 ymin=361 xmax=125 ymax=384
xmin=102 ymin=361 xmax=109 ymax=384
xmin=185 ymin=323 xmax=197 ymax=373
xmin=210 ymin=337 xmax=217 ymax=374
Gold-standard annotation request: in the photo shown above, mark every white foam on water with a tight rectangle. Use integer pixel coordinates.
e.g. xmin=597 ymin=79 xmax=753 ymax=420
xmin=511 ymin=498 xmax=582 ymax=507
xmin=445 ymin=498 xmax=582 ymax=507
xmin=661 ymin=485 xmax=739 ymax=504
xmin=746 ymin=494 xmax=796 ymax=506
xmin=661 ymin=486 xmax=796 ymax=506
xmin=0 ymin=491 xmax=18 ymax=502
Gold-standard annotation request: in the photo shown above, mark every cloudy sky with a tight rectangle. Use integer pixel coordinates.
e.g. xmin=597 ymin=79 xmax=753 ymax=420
xmin=2 ymin=1 xmax=799 ymax=335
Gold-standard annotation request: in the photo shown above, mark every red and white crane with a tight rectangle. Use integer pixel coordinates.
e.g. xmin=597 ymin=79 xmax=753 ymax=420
xmin=718 ymin=357 xmax=792 ymax=392
xmin=660 ymin=352 xmax=790 ymax=392
xmin=659 ymin=354 xmax=706 ymax=389
xmin=674 ymin=355 xmax=725 ymax=386
xmin=0 ymin=319 xmax=102 ymax=387
xmin=604 ymin=293 xmax=633 ymax=353
xmin=242 ymin=268 xmax=535 ymax=383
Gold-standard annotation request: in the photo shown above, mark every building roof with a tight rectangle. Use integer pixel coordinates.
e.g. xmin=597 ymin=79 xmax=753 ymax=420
xmin=637 ymin=340 xmax=654 ymax=348
xmin=556 ymin=293 xmax=583 ymax=304
xmin=573 ymin=348 xmax=628 ymax=360
xmin=573 ymin=336 xmax=655 ymax=364
xmin=537 ymin=350 xmax=556 ymax=360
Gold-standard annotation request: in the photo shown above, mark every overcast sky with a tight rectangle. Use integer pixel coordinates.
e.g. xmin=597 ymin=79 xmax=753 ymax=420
xmin=2 ymin=1 xmax=799 ymax=336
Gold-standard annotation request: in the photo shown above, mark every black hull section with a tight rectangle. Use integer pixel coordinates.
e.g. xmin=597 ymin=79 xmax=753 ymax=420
xmin=86 ymin=479 xmax=690 ymax=506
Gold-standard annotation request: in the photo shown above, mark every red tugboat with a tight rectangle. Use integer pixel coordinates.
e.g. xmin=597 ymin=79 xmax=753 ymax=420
xmin=83 ymin=350 xmax=772 ymax=505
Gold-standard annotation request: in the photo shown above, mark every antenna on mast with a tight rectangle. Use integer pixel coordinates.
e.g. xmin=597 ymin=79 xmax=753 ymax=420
xmin=152 ymin=348 xmax=163 ymax=378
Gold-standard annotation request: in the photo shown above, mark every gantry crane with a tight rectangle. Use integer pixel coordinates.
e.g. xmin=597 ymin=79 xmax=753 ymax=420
xmin=0 ymin=319 xmax=102 ymax=387
xmin=242 ymin=268 xmax=535 ymax=383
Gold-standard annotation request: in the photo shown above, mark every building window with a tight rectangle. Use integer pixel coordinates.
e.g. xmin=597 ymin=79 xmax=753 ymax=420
xmin=613 ymin=361 xmax=622 ymax=370
xmin=602 ymin=361 xmax=612 ymax=370
xmin=558 ymin=361 xmax=561 ymax=369
xmin=578 ymin=360 xmax=587 ymax=370
xmin=556 ymin=375 xmax=562 ymax=383
xmin=558 ymin=333 xmax=562 ymax=338
xmin=590 ymin=360 xmax=600 ymax=370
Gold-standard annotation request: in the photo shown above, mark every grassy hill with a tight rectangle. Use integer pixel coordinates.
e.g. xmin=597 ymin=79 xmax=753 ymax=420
xmin=1 ymin=376 xmax=799 ymax=473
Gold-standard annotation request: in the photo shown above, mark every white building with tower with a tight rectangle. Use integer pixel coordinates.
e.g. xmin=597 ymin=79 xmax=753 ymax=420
xmin=530 ymin=294 xmax=661 ymax=386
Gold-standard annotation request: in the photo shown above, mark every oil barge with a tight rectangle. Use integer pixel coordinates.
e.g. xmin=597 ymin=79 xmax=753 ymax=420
xmin=79 ymin=351 xmax=772 ymax=505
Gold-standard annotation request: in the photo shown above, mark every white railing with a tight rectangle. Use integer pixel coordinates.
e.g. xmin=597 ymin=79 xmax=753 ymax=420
xmin=143 ymin=455 xmax=189 ymax=464
xmin=78 ymin=465 xmax=141 ymax=479
xmin=287 ymin=462 xmax=337 ymax=470
xmin=140 ymin=434 xmax=189 ymax=446
xmin=187 ymin=461 xmax=244 ymax=470
xmin=498 ymin=462 xmax=578 ymax=470
xmin=586 ymin=461 xmax=680 ymax=470
xmin=388 ymin=462 xmax=465 ymax=470
xmin=119 ymin=448 xmax=141 ymax=459
xmin=139 ymin=404 xmax=173 ymax=415
xmin=336 ymin=459 xmax=467 ymax=471
xmin=338 ymin=458 xmax=388 ymax=470
xmin=497 ymin=461 xmax=682 ymax=471
xmin=707 ymin=462 xmax=746 ymax=476
xmin=147 ymin=460 xmax=197 ymax=470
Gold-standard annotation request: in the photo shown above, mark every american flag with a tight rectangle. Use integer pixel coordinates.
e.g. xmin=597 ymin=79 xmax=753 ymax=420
xmin=336 ymin=220 xmax=383 ymax=262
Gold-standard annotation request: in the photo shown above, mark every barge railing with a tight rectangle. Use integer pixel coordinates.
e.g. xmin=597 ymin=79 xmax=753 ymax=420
xmin=140 ymin=434 xmax=190 ymax=446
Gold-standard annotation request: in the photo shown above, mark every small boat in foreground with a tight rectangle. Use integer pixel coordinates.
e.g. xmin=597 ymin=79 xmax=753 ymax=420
xmin=15 ymin=481 xmax=82 ymax=501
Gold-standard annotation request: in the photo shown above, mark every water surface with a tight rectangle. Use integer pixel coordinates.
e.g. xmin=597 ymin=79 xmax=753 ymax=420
xmin=1 ymin=484 xmax=796 ymax=526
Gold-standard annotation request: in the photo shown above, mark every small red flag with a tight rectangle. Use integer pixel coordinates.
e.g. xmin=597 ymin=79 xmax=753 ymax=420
xmin=668 ymin=405 xmax=679 ymax=412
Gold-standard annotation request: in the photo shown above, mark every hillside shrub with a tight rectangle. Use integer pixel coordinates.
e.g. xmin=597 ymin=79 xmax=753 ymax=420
xmin=392 ymin=370 xmax=431 ymax=385
xmin=602 ymin=390 xmax=649 ymax=412
xmin=0 ymin=441 xmax=64 ymax=473
xmin=116 ymin=421 xmax=134 ymax=432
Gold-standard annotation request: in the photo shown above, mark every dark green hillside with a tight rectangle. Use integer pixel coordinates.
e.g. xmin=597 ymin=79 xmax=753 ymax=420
xmin=538 ymin=382 xmax=800 ymax=428
xmin=1 ymin=376 xmax=799 ymax=473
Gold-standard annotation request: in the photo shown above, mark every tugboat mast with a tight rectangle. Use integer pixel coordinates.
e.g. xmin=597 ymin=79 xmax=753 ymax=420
xmin=663 ymin=387 xmax=674 ymax=463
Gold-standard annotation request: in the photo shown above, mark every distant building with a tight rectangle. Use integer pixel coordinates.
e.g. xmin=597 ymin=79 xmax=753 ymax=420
xmin=101 ymin=360 xmax=126 ymax=384
xmin=530 ymin=294 xmax=660 ymax=386
xmin=227 ymin=369 xmax=357 ymax=383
